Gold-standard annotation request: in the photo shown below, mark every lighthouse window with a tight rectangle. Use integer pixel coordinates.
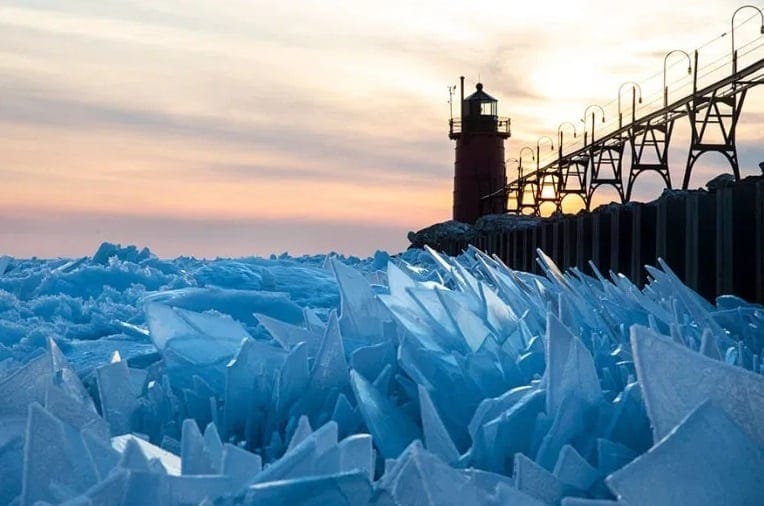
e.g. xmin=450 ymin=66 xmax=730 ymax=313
xmin=481 ymin=102 xmax=495 ymax=116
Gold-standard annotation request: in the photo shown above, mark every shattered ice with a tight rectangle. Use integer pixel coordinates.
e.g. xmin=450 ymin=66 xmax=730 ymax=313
xmin=0 ymin=242 xmax=761 ymax=505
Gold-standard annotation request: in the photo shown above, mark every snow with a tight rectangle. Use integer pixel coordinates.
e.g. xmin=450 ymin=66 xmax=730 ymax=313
xmin=0 ymin=241 xmax=762 ymax=505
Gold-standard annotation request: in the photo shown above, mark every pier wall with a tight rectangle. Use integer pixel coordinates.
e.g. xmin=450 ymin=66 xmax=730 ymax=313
xmin=433 ymin=176 xmax=764 ymax=304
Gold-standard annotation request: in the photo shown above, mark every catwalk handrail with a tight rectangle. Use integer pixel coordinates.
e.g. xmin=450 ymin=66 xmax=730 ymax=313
xmin=500 ymin=57 xmax=764 ymax=192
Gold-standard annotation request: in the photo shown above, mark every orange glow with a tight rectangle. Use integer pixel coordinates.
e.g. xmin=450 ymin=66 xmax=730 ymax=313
xmin=0 ymin=1 xmax=762 ymax=256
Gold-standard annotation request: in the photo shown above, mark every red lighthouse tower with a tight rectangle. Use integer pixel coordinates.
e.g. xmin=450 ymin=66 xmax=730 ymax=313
xmin=449 ymin=78 xmax=511 ymax=223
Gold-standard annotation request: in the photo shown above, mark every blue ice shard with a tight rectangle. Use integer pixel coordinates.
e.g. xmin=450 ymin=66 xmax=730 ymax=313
xmin=599 ymin=382 xmax=651 ymax=454
xmin=336 ymin=433 xmax=374 ymax=481
xmin=379 ymin=441 xmax=497 ymax=506
xmin=21 ymin=403 xmax=98 ymax=504
xmin=607 ymin=401 xmax=764 ymax=505
xmin=117 ymin=436 xmax=152 ymax=471
xmin=535 ymin=393 xmax=596 ymax=471
xmin=250 ymin=421 xmax=339 ymax=484
xmin=699 ymin=328 xmax=722 ymax=360
xmin=256 ymin=312 xmax=320 ymax=354
xmin=181 ymin=419 xmax=216 ymax=475
xmin=630 ymin=324 xmax=764 ymax=446
xmin=298 ymin=311 xmax=350 ymax=421
xmin=272 ymin=341 xmax=310 ymax=427
xmin=470 ymin=388 xmax=545 ymax=474
xmin=418 ymin=385 xmax=460 ymax=464
xmin=596 ymin=438 xmax=636 ymax=476
xmin=287 ymin=415 xmax=314 ymax=452
xmin=81 ymin=429 xmax=120 ymax=481
xmin=223 ymin=337 xmax=286 ymax=441
xmin=545 ymin=313 xmax=602 ymax=417
xmin=144 ymin=286 xmax=304 ymax=327
xmin=468 ymin=385 xmax=534 ymax=439
xmin=478 ymin=281 xmax=519 ymax=344
xmin=349 ymin=370 xmax=421 ymax=459
xmin=0 ymin=418 xmax=24 ymax=505
xmin=0 ymin=353 xmax=50 ymax=418
xmin=95 ymin=353 xmax=137 ymax=436
xmin=111 ymin=433 xmax=181 ymax=475
xmin=203 ymin=422 xmax=223 ymax=473
xmin=67 ymin=469 xmax=129 ymax=506
xmin=350 ymin=341 xmax=396 ymax=384
xmin=436 ymin=289 xmax=494 ymax=352
xmin=222 ymin=442 xmax=262 ymax=486
xmin=145 ymin=302 xmax=198 ymax=351
xmin=167 ymin=474 xmax=235 ymax=504
xmin=331 ymin=393 xmax=363 ymax=438
xmin=553 ymin=444 xmax=600 ymax=492
xmin=245 ymin=471 xmax=373 ymax=506
xmin=331 ymin=259 xmax=391 ymax=344
xmin=514 ymin=452 xmax=581 ymax=505
xmin=44 ymin=379 xmax=110 ymax=438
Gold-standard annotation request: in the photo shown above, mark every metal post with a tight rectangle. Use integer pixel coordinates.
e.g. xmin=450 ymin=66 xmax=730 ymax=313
xmin=693 ymin=50 xmax=698 ymax=96
xmin=632 ymin=87 xmax=636 ymax=124
xmin=727 ymin=5 xmax=762 ymax=76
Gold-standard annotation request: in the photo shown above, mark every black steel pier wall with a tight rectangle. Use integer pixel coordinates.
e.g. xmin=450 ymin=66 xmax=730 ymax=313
xmin=433 ymin=176 xmax=764 ymax=304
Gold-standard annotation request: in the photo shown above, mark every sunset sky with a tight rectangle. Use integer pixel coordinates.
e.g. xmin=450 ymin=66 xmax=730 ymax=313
xmin=1 ymin=0 xmax=762 ymax=258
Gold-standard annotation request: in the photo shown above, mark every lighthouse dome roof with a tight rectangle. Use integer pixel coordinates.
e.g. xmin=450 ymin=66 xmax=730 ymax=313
xmin=464 ymin=82 xmax=497 ymax=102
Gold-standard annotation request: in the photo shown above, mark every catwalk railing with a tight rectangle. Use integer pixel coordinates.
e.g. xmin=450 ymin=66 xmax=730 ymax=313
xmin=487 ymin=13 xmax=764 ymax=217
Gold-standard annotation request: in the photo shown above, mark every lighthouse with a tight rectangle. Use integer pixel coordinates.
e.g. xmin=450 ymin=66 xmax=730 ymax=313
xmin=449 ymin=78 xmax=511 ymax=223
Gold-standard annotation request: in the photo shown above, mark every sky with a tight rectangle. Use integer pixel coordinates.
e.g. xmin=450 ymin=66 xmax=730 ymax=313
xmin=0 ymin=0 xmax=762 ymax=258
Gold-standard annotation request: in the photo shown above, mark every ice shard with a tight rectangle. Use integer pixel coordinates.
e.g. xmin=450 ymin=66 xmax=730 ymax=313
xmin=256 ymin=312 xmax=320 ymax=354
xmin=545 ymin=313 xmax=602 ymax=417
xmin=181 ymin=419 xmax=217 ymax=475
xmin=22 ymin=403 xmax=98 ymax=505
xmin=95 ymin=354 xmax=137 ymax=436
xmin=553 ymin=444 xmax=600 ymax=492
xmin=245 ymin=471 xmax=373 ymax=506
xmin=287 ymin=415 xmax=314 ymax=452
xmin=379 ymin=441 xmax=497 ymax=506
xmin=221 ymin=442 xmax=262 ymax=486
xmin=471 ymin=388 xmax=545 ymax=474
xmin=331 ymin=259 xmax=391 ymax=344
xmin=249 ymin=421 xmax=339 ymax=484
xmin=514 ymin=452 xmax=581 ymax=505
xmin=418 ymin=385 xmax=460 ymax=464
xmin=607 ymin=401 xmax=764 ymax=505
xmin=297 ymin=311 xmax=350 ymax=421
xmin=631 ymin=324 xmax=764 ymax=446
xmin=350 ymin=370 xmax=421 ymax=459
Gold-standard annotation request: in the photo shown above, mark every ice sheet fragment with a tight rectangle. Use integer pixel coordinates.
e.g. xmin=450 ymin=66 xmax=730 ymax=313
xmin=607 ymin=401 xmax=764 ymax=505
xmin=181 ymin=419 xmax=216 ymax=475
xmin=471 ymin=388 xmax=545 ymax=474
xmin=331 ymin=259 xmax=391 ymax=344
xmin=545 ymin=313 xmax=602 ymax=417
xmin=630 ymin=324 xmax=764 ymax=446
xmin=514 ymin=452 xmax=581 ymax=505
xmin=249 ymin=421 xmax=339 ymax=485
xmin=245 ymin=471 xmax=373 ymax=506
xmin=95 ymin=356 xmax=137 ymax=436
xmin=22 ymin=403 xmax=97 ymax=505
xmin=379 ymin=441 xmax=497 ymax=506
xmin=418 ymin=385 xmax=460 ymax=463
xmin=111 ymin=434 xmax=181 ymax=476
xmin=222 ymin=442 xmax=262 ymax=486
xmin=349 ymin=370 xmax=421 ymax=459
xmin=553 ymin=444 xmax=600 ymax=491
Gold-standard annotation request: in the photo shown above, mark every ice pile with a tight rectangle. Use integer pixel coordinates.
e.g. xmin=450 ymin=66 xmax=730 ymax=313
xmin=0 ymin=244 xmax=762 ymax=505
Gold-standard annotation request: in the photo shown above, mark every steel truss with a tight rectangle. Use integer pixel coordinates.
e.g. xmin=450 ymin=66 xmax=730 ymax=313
xmin=502 ymin=57 xmax=763 ymax=216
